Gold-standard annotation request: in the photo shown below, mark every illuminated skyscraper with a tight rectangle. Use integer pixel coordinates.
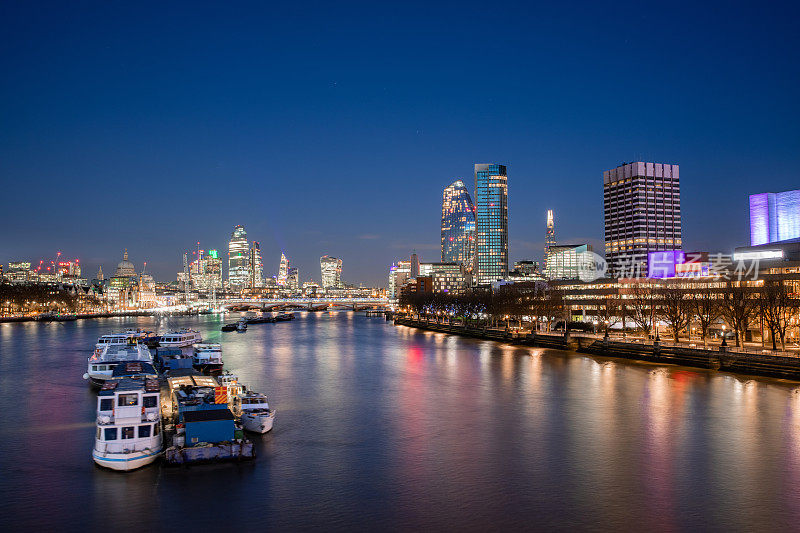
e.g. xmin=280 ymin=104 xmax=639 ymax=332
xmin=287 ymin=267 xmax=299 ymax=290
xmin=441 ymin=180 xmax=475 ymax=271
xmin=604 ymin=162 xmax=681 ymax=277
xmin=544 ymin=210 xmax=556 ymax=270
xmin=474 ymin=164 xmax=508 ymax=284
xmin=228 ymin=225 xmax=250 ymax=289
xmin=251 ymin=242 xmax=264 ymax=288
xmin=750 ymin=189 xmax=800 ymax=245
xmin=277 ymin=253 xmax=289 ymax=286
xmin=320 ymin=255 xmax=342 ymax=288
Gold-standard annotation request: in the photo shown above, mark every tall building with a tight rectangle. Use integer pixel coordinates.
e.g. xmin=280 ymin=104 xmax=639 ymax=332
xmin=277 ymin=253 xmax=289 ymax=286
xmin=749 ymin=189 xmax=800 ymax=245
xmin=250 ymin=242 xmax=264 ymax=288
xmin=474 ymin=164 xmax=508 ymax=284
xmin=441 ymin=180 xmax=476 ymax=271
xmin=388 ymin=260 xmax=411 ymax=299
xmin=287 ymin=267 xmax=299 ymax=290
xmin=228 ymin=225 xmax=251 ymax=289
xmin=320 ymin=255 xmax=343 ymax=288
xmin=544 ymin=210 xmax=556 ymax=270
xmin=604 ymin=162 xmax=682 ymax=277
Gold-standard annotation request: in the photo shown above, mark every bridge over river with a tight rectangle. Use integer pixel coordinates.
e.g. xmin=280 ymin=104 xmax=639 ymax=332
xmin=221 ymin=298 xmax=390 ymax=312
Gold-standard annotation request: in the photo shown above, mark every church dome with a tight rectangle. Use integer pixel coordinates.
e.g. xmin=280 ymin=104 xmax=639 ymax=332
xmin=114 ymin=249 xmax=137 ymax=277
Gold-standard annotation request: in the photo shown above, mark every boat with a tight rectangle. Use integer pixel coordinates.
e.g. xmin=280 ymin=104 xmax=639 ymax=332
xmin=221 ymin=323 xmax=238 ymax=332
xmin=84 ymin=342 xmax=154 ymax=386
xmin=231 ymin=390 xmax=275 ymax=433
xmin=274 ymin=312 xmax=295 ymax=322
xmin=216 ymin=371 xmax=244 ymax=402
xmin=95 ymin=332 xmax=142 ymax=350
xmin=236 ymin=320 xmax=247 ymax=332
xmin=154 ymin=347 xmax=194 ymax=374
xmin=245 ymin=314 xmax=274 ymax=324
xmin=192 ymin=343 xmax=224 ymax=376
xmin=159 ymin=328 xmax=202 ymax=347
xmin=92 ymin=378 xmax=163 ymax=471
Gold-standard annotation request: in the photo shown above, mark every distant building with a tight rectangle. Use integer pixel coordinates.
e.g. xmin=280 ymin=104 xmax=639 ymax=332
xmin=251 ymin=242 xmax=264 ymax=288
xmin=604 ymin=162 xmax=682 ymax=277
xmin=544 ymin=210 xmax=556 ymax=270
xmin=441 ymin=180 xmax=475 ymax=271
xmin=474 ymin=164 xmax=508 ymax=284
xmin=388 ymin=260 xmax=411 ymax=299
xmin=419 ymin=262 xmax=469 ymax=294
xmin=5 ymin=261 xmax=32 ymax=283
xmin=277 ymin=253 xmax=289 ymax=286
xmin=228 ymin=225 xmax=250 ymax=289
xmin=287 ymin=267 xmax=299 ymax=290
xmin=544 ymin=244 xmax=594 ymax=280
xmin=513 ymin=260 xmax=540 ymax=276
xmin=320 ymin=256 xmax=343 ymax=288
xmin=113 ymin=249 xmax=136 ymax=278
xmin=749 ymin=189 xmax=800 ymax=245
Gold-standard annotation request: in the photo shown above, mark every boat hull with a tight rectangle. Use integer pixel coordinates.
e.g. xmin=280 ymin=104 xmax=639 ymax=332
xmin=92 ymin=448 xmax=162 ymax=471
xmin=241 ymin=411 xmax=275 ymax=433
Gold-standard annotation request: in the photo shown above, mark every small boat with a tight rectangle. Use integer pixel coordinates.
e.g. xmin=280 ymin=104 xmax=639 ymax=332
xmin=92 ymin=378 xmax=163 ymax=471
xmin=95 ymin=332 xmax=143 ymax=350
xmin=159 ymin=328 xmax=202 ymax=347
xmin=84 ymin=341 xmax=154 ymax=386
xmin=217 ymin=371 xmax=244 ymax=402
xmin=236 ymin=320 xmax=247 ymax=332
xmin=231 ymin=390 xmax=275 ymax=433
xmin=274 ymin=313 xmax=295 ymax=322
xmin=192 ymin=343 xmax=224 ymax=376
xmin=245 ymin=314 xmax=274 ymax=324
xmin=221 ymin=323 xmax=238 ymax=332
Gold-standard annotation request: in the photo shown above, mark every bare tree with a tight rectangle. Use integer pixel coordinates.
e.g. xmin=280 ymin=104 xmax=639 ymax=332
xmin=690 ymin=280 xmax=721 ymax=348
xmin=627 ymin=282 xmax=654 ymax=337
xmin=655 ymin=281 xmax=692 ymax=343
xmin=719 ymin=281 xmax=757 ymax=347
xmin=759 ymin=279 xmax=792 ymax=351
xmin=596 ymin=294 xmax=621 ymax=337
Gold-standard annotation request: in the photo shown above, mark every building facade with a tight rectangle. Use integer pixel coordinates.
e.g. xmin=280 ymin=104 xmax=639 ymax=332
xmin=228 ymin=225 xmax=250 ymax=290
xmin=388 ymin=260 xmax=411 ymax=299
xmin=544 ymin=244 xmax=594 ymax=280
xmin=287 ymin=267 xmax=299 ymax=290
xmin=750 ymin=189 xmax=800 ymax=245
xmin=250 ymin=242 xmax=264 ymax=288
xmin=544 ymin=210 xmax=556 ymax=270
xmin=474 ymin=164 xmax=508 ymax=284
xmin=277 ymin=253 xmax=289 ymax=286
xmin=420 ymin=262 xmax=469 ymax=295
xmin=320 ymin=255 xmax=343 ymax=288
xmin=604 ymin=161 xmax=682 ymax=277
xmin=441 ymin=180 xmax=476 ymax=271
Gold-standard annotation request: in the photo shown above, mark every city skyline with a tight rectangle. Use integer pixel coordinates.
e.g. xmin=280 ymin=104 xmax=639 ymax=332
xmin=2 ymin=2 xmax=799 ymax=286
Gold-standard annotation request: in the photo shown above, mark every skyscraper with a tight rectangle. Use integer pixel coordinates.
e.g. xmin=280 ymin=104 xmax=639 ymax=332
xmin=277 ymin=253 xmax=289 ymax=286
xmin=749 ymin=189 xmax=800 ymax=245
xmin=287 ymin=267 xmax=299 ymax=290
xmin=604 ymin=162 xmax=682 ymax=277
xmin=441 ymin=180 xmax=476 ymax=271
xmin=251 ymin=241 xmax=264 ymax=288
xmin=544 ymin=210 xmax=556 ymax=270
xmin=474 ymin=164 xmax=508 ymax=284
xmin=320 ymin=255 xmax=342 ymax=288
xmin=228 ymin=225 xmax=251 ymax=289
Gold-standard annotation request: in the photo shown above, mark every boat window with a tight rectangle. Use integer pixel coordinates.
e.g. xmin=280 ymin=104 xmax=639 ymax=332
xmin=143 ymin=395 xmax=158 ymax=408
xmin=154 ymin=423 xmax=160 ymax=436
xmin=104 ymin=428 xmax=117 ymax=440
xmin=138 ymin=425 xmax=151 ymax=438
xmin=118 ymin=394 xmax=138 ymax=406
xmin=100 ymin=399 xmax=113 ymax=411
xmin=121 ymin=427 xmax=135 ymax=439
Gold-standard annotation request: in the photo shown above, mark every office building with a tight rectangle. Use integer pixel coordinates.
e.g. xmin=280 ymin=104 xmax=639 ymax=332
xmin=320 ymin=255 xmax=343 ymax=288
xmin=419 ymin=262 xmax=470 ymax=294
xmin=544 ymin=244 xmax=595 ymax=280
xmin=228 ymin=225 xmax=250 ymax=289
xmin=277 ymin=253 xmax=289 ymax=286
xmin=441 ymin=180 xmax=475 ymax=270
xmin=287 ymin=267 xmax=299 ymax=290
xmin=750 ymin=189 xmax=800 ymax=245
xmin=250 ymin=242 xmax=264 ymax=288
xmin=544 ymin=210 xmax=556 ymax=270
xmin=474 ymin=164 xmax=508 ymax=284
xmin=604 ymin=161 xmax=682 ymax=277
xmin=388 ymin=260 xmax=411 ymax=299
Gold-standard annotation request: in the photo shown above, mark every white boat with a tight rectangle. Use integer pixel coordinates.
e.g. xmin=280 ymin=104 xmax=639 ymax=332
xmin=192 ymin=343 xmax=224 ymax=376
xmin=159 ymin=328 xmax=202 ymax=347
xmin=84 ymin=343 xmax=153 ymax=386
xmin=236 ymin=319 xmax=247 ymax=332
xmin=95 ymin=333 xmax=141 ymax=350
xmin=232 ymin=390 xmax=275 ymax=433
xmin=92 ymin=378 xmax=163 ymax=471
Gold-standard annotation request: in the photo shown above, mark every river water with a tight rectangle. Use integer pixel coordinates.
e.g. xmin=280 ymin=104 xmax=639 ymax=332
xmin=1 ymin=312 xmax=800 ymax=531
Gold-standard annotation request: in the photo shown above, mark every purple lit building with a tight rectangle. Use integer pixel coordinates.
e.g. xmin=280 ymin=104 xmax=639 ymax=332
xmin=749 ymin=190 xmax=800 ymax=245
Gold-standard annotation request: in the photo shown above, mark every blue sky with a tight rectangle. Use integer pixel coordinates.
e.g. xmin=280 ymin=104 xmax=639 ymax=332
xmin=1 ymin=1 xmax=798 ymax=285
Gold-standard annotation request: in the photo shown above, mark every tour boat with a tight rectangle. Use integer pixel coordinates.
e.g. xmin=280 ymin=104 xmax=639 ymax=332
xmin=95 ymin=332 xmax=140 ymax=350
xmin=84 ymin=343 xmax=154 ymax=386
xmin=92 ymin=378 xmax=163 ymax=471
xmin=231 ymin=390 xmax=276 ymax=433
xmin=192 ymin=343 xmax=224 ymax=375
xmin=159 ymin=328 xmax=202 ymax=347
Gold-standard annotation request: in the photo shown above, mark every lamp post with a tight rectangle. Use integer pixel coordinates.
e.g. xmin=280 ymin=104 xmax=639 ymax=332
xmin=721 ymin=324 xmax=728 ymax=348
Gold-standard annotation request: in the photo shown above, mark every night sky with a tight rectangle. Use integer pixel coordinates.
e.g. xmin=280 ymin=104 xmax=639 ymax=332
xmin=1 ymin=1 xmax=798 ymax=286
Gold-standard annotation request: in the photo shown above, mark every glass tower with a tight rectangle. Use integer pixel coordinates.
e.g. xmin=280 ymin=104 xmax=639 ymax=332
xmin=320 ymin=255 xmax=343 ymax=288
xmin=749 ymin=189 xmax=800 ymax=245
xmin=474 ymin=164 xmax=508 ymax=284
xmin=251 ymin=241 xmax=264 ymax=288
xmin=277 ymin=253 xmax=289 ymax=286
xmin=544 ymin=210 xmax=556 ymax=270
xmin=441 ymin=180 xmax=476 ymax=271
xmin=228 ymin=225 xmax=250 ymax=289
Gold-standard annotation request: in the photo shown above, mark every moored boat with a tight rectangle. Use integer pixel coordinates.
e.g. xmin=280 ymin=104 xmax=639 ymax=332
xmin=192 ymin=343 xmax=224 ymax=376
xmin=84 ymin=342 xmax=153 ymax=386
xmin=92 ymin=378 xmax=163 ymax=471
xmin=232 ymin=390 xmax=275 ymax=433
xmin=159 ymin=328 xmax=202 ymax=347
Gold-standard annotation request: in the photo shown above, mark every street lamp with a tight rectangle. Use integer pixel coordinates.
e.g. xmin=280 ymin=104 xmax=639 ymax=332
xmin=721 ymin=324 xmax=728 ymax=347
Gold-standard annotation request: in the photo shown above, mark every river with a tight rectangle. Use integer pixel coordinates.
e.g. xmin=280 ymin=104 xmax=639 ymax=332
xmin=1 ymin=312 xmax=799 ymax=531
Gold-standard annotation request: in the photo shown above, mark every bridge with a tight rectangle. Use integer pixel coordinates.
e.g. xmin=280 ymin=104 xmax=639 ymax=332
xmin=219 ymin=298 xmax=390 ymax=312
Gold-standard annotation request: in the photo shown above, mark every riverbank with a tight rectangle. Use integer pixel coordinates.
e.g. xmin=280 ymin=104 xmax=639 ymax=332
xmin=0 ymin=310 xmax=205 ymax=324
xmin=394 ymin=317 xmax=800 ymax=382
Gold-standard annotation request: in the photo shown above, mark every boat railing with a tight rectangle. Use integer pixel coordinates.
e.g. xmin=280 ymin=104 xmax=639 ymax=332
xmin=95 ymin=440 xmax=160 ymax=454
